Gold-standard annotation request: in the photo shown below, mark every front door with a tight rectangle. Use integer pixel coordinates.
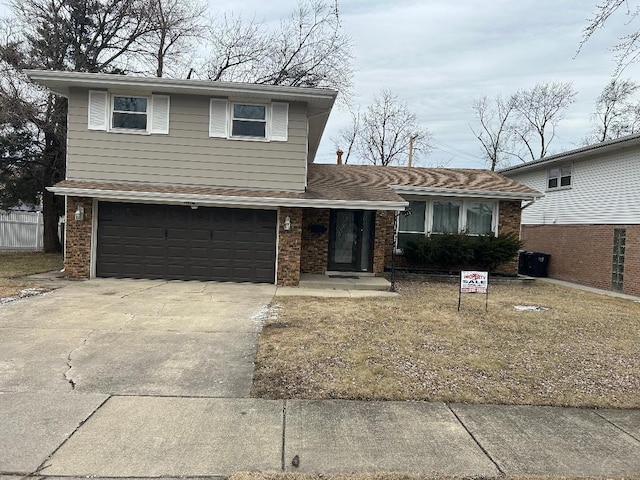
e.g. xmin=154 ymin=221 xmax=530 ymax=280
xmin=328 ymin=210 xmax=375 ymax=272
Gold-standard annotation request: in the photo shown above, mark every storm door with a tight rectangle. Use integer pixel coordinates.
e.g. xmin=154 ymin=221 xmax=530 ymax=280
xmin=328 ymin=210 xmax=375 ymax=272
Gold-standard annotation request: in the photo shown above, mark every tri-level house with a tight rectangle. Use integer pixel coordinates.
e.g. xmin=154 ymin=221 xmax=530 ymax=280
xmin=28 ymin=70 xmax=540 ymax=286
xmin=500 ymin=134 xmax=640 ymax=297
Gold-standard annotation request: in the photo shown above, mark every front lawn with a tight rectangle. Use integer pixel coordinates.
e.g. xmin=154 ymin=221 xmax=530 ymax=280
xmin=252 ymin=281 xmax=640 ymax=408
xmin=0 ymin=251 xmax=63 ymax=299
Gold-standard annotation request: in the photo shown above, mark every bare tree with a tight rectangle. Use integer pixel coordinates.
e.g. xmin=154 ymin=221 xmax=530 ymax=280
xmin=579 ymin=1 xmax=640 ymax=73
xmin=332 ymin=104 xmax=359 ymax=164
xmin=470 ymin=94 xmax=516 ymax=171
xmin=141 ymin=0 xmax=207 ymax=77
xmin=590 ymin=78 xmax=640 ymax=141
xmin=203 ymin=14 xmax=270 ymax=83
xmin=357 ymin=89 xmax=431 ymax=166
xmin=511 ymin=81 xmax=577 ymax=161
xmin=202 ymin=0 xmax=353 ymax=92
xmin=0 ymin=0 xmax=168 ymax=251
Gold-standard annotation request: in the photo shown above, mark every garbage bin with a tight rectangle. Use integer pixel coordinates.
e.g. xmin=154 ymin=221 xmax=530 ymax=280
xmin=518 ymin=251 xmax=531 ymax=275
xmin=529 ymin=252 xmax=550 ymax=277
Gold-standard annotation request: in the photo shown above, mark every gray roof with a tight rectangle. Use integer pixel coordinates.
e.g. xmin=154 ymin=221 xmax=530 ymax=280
xmin=50 ymin=164 xmax=540 ymax=211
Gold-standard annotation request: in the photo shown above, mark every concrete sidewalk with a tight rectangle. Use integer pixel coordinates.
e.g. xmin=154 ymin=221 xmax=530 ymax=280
xmin=2 ymin=395 xmax=638 ymax=478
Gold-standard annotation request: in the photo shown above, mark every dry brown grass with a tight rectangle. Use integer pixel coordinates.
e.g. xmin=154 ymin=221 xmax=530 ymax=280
xmin=252 ymin=281 xmax=640 ymax=408
xmin=0 ymin=251 xmax=63 ymax=298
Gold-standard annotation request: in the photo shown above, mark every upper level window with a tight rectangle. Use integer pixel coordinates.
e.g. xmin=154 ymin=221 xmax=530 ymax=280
xmin=231 ymin=104 xmax=267 ymax=138
xmin=209 ymin=99 xmax=288 ymax=141
xmin=547 ymin=164 xmax=572 ymax=189
xmin=88 ymin=91 xmax=169 ymax=134
xmin=112 ymin=96 xmax=148 ymax=131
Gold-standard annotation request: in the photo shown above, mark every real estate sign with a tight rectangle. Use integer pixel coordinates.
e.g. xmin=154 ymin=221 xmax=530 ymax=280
xmin=458 ymin=270 xmax=489 ymax=311
xmin=460 ymin=271 xmax=488 ymax=293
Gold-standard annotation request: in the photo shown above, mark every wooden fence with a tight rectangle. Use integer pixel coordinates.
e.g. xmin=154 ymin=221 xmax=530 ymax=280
xmin=0 ymin=211 xmax=44 ymax=251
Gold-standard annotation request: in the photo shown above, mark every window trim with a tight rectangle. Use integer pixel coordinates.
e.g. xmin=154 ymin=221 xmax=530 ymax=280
xmin=229 ymin=102 xmax=269 ymax=141
xmin=110 ymin=95 xmax=150 ymax=134
xmin=395 ymin=198 xmax=499 ymax=251
xmin=547 ymin=163 xmax=572 ymax=191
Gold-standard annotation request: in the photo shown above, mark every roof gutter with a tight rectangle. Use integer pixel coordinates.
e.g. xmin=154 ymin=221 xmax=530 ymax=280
xmin=47 ymin=186 xmax=408 ymax=211
xmin=391 ymin=185 xmax=541 ymax=201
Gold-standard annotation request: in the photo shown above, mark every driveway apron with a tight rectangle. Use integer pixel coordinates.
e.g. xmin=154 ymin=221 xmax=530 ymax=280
xmin=0 ymin=278 xmax=276 ymax=397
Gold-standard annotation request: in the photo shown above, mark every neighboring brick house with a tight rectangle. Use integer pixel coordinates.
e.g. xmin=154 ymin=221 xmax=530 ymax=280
xmin=500 ymin=134 xmax=640 ymax=296
xmin=28 ymin=70 xmax=539 ymax=287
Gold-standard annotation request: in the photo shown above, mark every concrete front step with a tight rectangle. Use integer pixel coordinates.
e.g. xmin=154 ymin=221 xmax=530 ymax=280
xmin=298 ymin=274 xmax=391 ymax=291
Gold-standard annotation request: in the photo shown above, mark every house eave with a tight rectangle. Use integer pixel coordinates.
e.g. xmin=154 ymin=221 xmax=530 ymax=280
xmin=25 ymin=69 xmax=338 ymax=104
xmin=47 ymin=186 xmax=408 ymax=211
xmin=391 ymin=185 xmax=541 ymax=201
xmin=498 ymin=133 xmax=640 ymax=175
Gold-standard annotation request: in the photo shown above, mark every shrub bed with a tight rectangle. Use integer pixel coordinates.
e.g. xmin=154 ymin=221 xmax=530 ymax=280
xmin=402 ymin=232 xmax=522 ymax=272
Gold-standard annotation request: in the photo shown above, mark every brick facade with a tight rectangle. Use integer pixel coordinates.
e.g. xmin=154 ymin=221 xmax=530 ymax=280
xmin=299 ymin=208 xmax=392 ymax=276
xmin=521 ymin=224 xmax=640 ymax=296
xmin=497 ymin=201 xmax=521 ymax=236
xmin=64 ymin=196 xmax=93 ymax=279
xmin=382 ymin=200 xmax=523 ymax=274
xmin=60 ymin=198 xmax=525 ymax=286
xmin=276 ymin=207 xmax=303 ymax=286
xmin=496 ymin=200 xmax=523 ymax=274
xmin=377 ymin=210 xmax=396 ymax=273
xmin=300 ymin=209 xmax=330 ymax=274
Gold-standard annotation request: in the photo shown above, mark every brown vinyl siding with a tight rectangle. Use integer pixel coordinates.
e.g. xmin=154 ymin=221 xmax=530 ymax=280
xmin=66 ymin=88 xmax=308 ymax=191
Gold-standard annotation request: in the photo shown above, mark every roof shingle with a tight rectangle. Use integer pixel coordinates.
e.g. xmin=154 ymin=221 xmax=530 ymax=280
xmin=50 ymin=164 xmax=540 ymax=206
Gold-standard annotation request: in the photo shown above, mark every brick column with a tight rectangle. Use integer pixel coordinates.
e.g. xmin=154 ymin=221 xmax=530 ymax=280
xmin=65 ymin=196 xmax=93 ymax=279
xmin=498 ymin=200 xmax=523 ymax=275
xmin=277 ymin=207 xmax=303 ymax=286
xmin=300 ymin=208 xmax=330 ymax=274
xmin=374 ymin=210 xmax=395 ymax=274
xmin=498 ymin=200 xmax=522 ymax=236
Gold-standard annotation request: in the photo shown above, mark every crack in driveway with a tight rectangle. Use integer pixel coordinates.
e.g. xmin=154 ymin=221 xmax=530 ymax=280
xmin=64 ymin=330 xmax=96 ymax=391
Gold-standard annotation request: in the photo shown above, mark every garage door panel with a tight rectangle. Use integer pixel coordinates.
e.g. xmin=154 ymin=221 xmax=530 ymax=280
xmin=97 ymin=203 xmax=276 ymax=283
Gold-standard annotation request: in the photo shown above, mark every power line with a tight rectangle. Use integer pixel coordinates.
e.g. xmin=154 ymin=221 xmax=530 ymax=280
xmin=430 ymin=138 xmax=482 ymax=164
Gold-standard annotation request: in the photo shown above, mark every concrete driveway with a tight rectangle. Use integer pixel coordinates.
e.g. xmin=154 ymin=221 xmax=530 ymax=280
xmin=0 ymin=278 xmax=276 ymax=397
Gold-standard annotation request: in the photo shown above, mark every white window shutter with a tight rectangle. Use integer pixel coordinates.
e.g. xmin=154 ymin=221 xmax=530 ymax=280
xmin=270 ymin=102 xmax=289 ymax=141
xmin=88 ymin=90 xmax=108 ymax=131
xmin=209 ymin=99 xmax=228 ymax=138
xmin=150 ymin=94 xmax=170 ymax=134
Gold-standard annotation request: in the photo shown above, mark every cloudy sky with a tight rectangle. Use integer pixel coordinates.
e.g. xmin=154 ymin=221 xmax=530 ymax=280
xmin=2 ymin=0 xmax=639 ymax=169
xmin=208 ymin=0 xmax=640 ymax=168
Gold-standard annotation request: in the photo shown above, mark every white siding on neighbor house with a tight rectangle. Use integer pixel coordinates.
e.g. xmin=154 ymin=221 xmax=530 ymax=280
xmin=508 ymin=147 xmax=640 ymax=225
xmin=66 ymin=88 xmax=309 ymax=192
xmin=0 ymin=211 xmax=43 ymax=250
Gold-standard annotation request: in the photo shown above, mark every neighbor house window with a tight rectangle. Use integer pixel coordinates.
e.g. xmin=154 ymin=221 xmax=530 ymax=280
xmin=547 ymin=164 xmax=572 ymax=189
xmin=231 ymin=103 xmax=267 ymax=138
xmin=466 ymin=202 xmax=494 ymax=235
xmin=432 ymin=201 xmax=460 ymax=233
xmin=112 ymin=96 xmax=148 ymax=131
xmin=397 ymin=201 xmax=426 ymax=249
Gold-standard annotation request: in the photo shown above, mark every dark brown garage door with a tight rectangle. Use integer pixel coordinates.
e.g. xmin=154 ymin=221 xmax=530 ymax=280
xmin=96 ymin=202 xmax=277 ymax=283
